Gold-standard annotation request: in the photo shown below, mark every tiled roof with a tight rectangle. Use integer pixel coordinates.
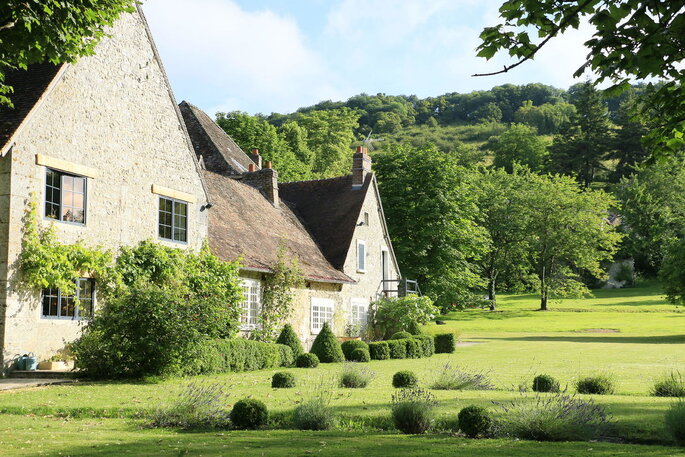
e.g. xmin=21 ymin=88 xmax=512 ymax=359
xmin=0 ymin=63 xmax=63 ymax=149
xmin=179 ymin=101 xmax=256 ymax=175
xmin=204 ymin=170 xmax=354 ymax=284
xmin=279 ymin=174 xmax=371 ymax=270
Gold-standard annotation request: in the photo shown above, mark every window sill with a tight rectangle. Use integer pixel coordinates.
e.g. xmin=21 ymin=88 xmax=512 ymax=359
xmin=43 ymin=217 xmax=86 ymax=228
xmin=356 ymin=269 xmax=366 ymax=274
xmin=158 ymin=237 xmax=189 ymax=246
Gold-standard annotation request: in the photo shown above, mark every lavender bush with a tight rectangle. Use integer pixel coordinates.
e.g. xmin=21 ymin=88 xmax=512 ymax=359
xmin=150 ymin=381 xmax=230 ymax=429
xmin=430 ymin=363 xmax=494 ymax=390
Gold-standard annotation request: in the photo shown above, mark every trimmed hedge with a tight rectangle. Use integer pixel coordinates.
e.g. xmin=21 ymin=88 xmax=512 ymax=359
xmin=369 ymin=341 xmax=390 ymax=360
xmin=387 ymin=339 xmax=407 ymax=359
xmin=434 ymin=333 xmax=456 ymax=354
xmin=350 ymin=348 xmax=371 ymax=362
xmin=191 ymin=338 xmax=293 ymax=374
xmin=276 ymin=324 xmax=304 ymax=357
xmin=310 ymin=323 xmax=345 ymax=363
xmin=341 ymin=340 xmax=369 ymax=360
xmin=389 ymin=331 xmax=413 ymax=340
xmin=413 ymin=335 xmax=435 ymax=357
xmin=404 ymin=338 xmax=422 ymax=359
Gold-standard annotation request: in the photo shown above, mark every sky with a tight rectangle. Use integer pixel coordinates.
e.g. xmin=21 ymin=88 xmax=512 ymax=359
xmin=143 ymin=0 xmax=595 ymax=117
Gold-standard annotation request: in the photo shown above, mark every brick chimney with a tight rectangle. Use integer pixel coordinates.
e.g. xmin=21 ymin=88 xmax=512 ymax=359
xmin=352 ymin=146 xmax=371 ymax=189
xmin=241 ymin=166 xmax=279 ymax=208
xmin=248 ymin=148 xmax=262 ymax=169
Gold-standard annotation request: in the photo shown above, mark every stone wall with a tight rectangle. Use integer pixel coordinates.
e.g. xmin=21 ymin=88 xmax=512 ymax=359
xmin=1 ymin=10 xmax=209 ymax=371
xmin=0 ymin=148 xmax=12 ymax=367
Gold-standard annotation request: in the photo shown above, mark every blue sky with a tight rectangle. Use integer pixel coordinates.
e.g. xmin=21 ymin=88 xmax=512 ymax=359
xmin=143 ymin=0 xmax=594 ymax=116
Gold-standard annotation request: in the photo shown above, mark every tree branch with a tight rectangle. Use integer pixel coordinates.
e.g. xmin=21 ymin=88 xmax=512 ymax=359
xmin=0 ymin=20 xmax=16 ymax=32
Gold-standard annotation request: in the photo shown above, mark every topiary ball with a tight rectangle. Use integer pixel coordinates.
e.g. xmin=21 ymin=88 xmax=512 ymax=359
xmin=575 ymin=375 xmax=614 ymax=395
xmin=369 ymin=341 xmax=390 ymax=360
xmin=341 ymin=339 xmax=369 ymax=360
xmin=276 ymin=324 xmax=304 ymax=357
xmin=296 ymin=353 xmax=319 ymax=368
xmin=532 ymin=374 xmax=560 ymax=393
xmin=350 ymin=348 xmax=371 ymax=363
xmin=389 ymin=331 xmax=413 ymax=340
xmin=434 ymin=333 xmax=456 ymax=353
xmin=230 ymin=398 xmax=268 ymax=429
xmin=393 ymin=370 xmax=418 ymax=388
xmin=309 ymin=323 xmax=345 ymax=363
xmin=458 ymin=405 xmax=492 ymax=438
xmin=271 ymin=372 xmax=296 ymax=388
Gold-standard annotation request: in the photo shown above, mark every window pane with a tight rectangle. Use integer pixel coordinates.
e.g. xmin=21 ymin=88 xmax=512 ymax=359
xmin=357 ymin=243 xmax=365 ymax=270
xmin=172 ymin=201 xmax=188 ymax=242
xmin=42 ymin=289 xmax=59 ymax=317
xmin=45 ymin=170 xmax=61 ymax=220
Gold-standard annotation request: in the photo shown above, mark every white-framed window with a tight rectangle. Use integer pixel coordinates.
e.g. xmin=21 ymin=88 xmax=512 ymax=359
xmin=350 ymin=298 xmax=369 ymax=330
xmin=311 ymin=297 xmax=335 ymax=333
xmin=357 ymin=240 xmax=366 ymax=272
xmin=158 ymin=196 xmax=188 ymax=243
xmin=240 ymin=279 xmax=262 ymax=330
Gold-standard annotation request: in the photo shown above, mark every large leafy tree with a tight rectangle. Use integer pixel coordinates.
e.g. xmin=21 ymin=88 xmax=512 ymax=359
xmin=489 ymin=123 xmax=550 ymax=173
xmin=476 ymin=0 xmax=685 ymax=155
xmin=374 ymin=144 xmax=488 ymax=309
xmin=0 ymin=0 xmax=136 ymax=106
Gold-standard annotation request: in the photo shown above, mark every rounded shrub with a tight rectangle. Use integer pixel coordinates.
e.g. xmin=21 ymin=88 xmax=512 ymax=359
xmin=341 ymin=339 xmax=369 ymax=360
xmin=230 ymin=398 xmax=268 ymax=429
xmin=350 ymin=348 xmax=371 ymax=363
xmin=407 ymin=321 xmax=423 ymax=335
xmin=276 ymin=324 xmax=304 ymax=357
xmin=309 ymin=323 xmax=345 ymax=363
xmin=389 ymin=331 xmax=413 ymax=340
xmin=296 ymin=353 xmax=319 ymax=368
xmin=575 ymin=375 xmax=614 ymax=395
xmin=532 ymin=374 xmax=560 ymax=393
xmin=434 ymin=333 xmax=456 ymax=354
xmin=387 ymin=339 xmax=407 ymax=359
xmin=665 ymin=401 xmax=685 ymax=446
xmin=458 ymin=405 xmax=492 ymax=438
xmin=293 ymin=398 xmax=336 ymax=430
xmin=271 ymin=372 xmax=296 ymax=388
xmin=369 ymin=341 xmax=390 ymax=360
xmin=393 ymin=370 xmax=418 ymax=388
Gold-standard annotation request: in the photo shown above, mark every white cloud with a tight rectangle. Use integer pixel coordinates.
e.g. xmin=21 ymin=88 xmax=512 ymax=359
xmin=143 ymin=0 xmax=343 ymax=114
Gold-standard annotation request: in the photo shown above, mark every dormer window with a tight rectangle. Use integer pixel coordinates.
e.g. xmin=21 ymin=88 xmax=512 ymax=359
xmin=45 ymin=168 xmax=87 ymax=224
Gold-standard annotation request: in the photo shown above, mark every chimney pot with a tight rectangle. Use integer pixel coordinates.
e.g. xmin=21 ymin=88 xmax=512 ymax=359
xmin=352 ymin=146 xmax=371 ymax=189
xmin=356 ymin=145 xmax=364 ymax=153
xmin=248 ymin=163 xmax=256 ymax=172
xmin=265 ymin=161 xmax=272 ymax=169
xmin=251 ymin=148 xmax=260 ymax=155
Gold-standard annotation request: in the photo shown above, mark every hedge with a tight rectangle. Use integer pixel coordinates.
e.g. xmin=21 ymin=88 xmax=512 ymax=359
xmin=369 ymin=341 xmax=390 ymax=360
xmin=413 ymin=335 xmax=435 ymax=357
xmin=387 ymin=339 xmax=407 ymax=359
xmin=190 ymin=338 xmax=294 ymax=374
xmin=404 ymin=338 xmax=422 ymax=359
xmin=434 ymin=333 xmax=456 ymax=354
xmin=341 ymin=340 xmax=369 ymax=360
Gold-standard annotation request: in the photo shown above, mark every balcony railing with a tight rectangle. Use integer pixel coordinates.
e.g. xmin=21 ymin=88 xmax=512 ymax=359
xmin=379 ymin=279 xmax=421 ymax=298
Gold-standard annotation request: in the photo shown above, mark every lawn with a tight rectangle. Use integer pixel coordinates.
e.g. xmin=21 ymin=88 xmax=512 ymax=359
xmin=0 ymin=282 xmax=683 ymax=456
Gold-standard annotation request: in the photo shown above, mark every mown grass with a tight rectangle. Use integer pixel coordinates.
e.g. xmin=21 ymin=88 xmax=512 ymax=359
xmin=0 ymin=282 xmax=683 ymax=455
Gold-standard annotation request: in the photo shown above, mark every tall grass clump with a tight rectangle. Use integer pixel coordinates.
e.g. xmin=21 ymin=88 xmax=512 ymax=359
xmin=293 ymin=379 xmax=336 ymax=430
xmin=665 ymin=401 xmax=685 ymax=446
xmin=494 ymin=392 xmax=612 ymax=441
xmin=430 ymin=363 xmax=494 ymax=390
xmin=652 ymin=371 xmax=685 ymax=397
xmin=149 ymin=381 xmax=230 ymax=429
xmin=339 ymin=363 xmax=376 ymax=388
xmin=575 ymin=374 xmax=615 ymax=395
xmin=391 ymin=388 xmax=437 ymax=434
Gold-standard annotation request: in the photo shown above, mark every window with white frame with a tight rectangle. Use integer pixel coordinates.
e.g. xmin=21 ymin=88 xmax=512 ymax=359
xmin=158 ymin=196 xmax=188 ymax=243
xmin=311 ymin=297 xmax=335 ymax=333
xmin=350 ymin=298 xmax=369 ymax=330
xmin=240 ymin=279 xmax=262 ymax=330
xmin=357 ymin=240 xmax=366 ymax=272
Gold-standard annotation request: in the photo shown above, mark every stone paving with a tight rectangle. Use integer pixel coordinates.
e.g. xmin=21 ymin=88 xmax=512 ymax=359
xmin=0 ymin=378 xmax=76 ymax=391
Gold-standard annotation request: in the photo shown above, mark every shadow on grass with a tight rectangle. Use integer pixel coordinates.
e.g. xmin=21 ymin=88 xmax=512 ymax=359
xmin=489 ymin=335 xmax=685 ymax=344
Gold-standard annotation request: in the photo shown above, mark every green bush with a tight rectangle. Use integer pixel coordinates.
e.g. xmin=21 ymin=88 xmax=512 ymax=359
xmin=341 ymin=340 xmax=369 ymax=360
xmin=389 ymin=331 xmax=413 ymax=340
xmin=189 ymin=339 xmax=293 ymax=374
xmin=373 ymin=295 xmax=439 ymax=338
xmin=393 ymin=370 xmax=418 ymax=388
xmin=434 ymin=333 xmax=456 ymax=354
xmin=340 ymin=363 xmax=376 ymax=388
xmin=271 ymin=372 xmax=296 ymax=388
xmin=369 ymin=341 xmax=390 ymax=360
xmin=276 ymin=324 xmax=304 ymax=357
xmin=458 ymin=405 xmax=492 ymax=438
xmin=412 ymin=335 xmax=435 ymax=357
xmin=350 ymin=348 xmax=371 ymax=363
xmin=404 ymin=338 xmax=422 ymax=359
xmin=387 ymin=339 xmax=407 ymax=359
xmin=665 ymin=401 xmax=685 ymax=446
xmin=652 ymin=371 xmax=685 ymax=397
xmin=391 ymin=387 xmax=437 ymax=434
xmin=494 ymin=392 xmax=611 ymax=441
xmin=309 ymin=323 xmax=345 ymax=363
xmin=533 ymin=374 xmax=560 ymax=393
xmin=296 ymin=353 xmax=319 ymax=368
xmin=430 ymin=363 xmax=494 ymax=390
xmin=407 ymin=321 xmax=423 ymax=335
xmin=575 ymin=374 xmax=614 ymax=395
xmin=150 ymin=381 xmax=230 ymax=429
xmin=293 ymin=398 xmax=336 ymax=430
xmin=230 ymin=399 xmax=268 ymax=429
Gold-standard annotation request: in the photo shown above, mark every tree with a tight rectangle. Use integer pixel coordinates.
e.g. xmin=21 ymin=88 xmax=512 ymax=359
xmin=476 ymin=0 xmax=685 ymax=155
xmin=489 ymin=123 xmax=549 ymax=173
xmin=374 ymin=144 xmax=488 ymax=309
xmin=524 ymin=173 xmax=621 ymax=310
xmin=0 ymin=0 xmax=136 ymax=106
xmin=549 ymin=82 xmax=612 ymax=187
xmin=514 ymin=100 xmax=576 ymax=135
xmin=660 ymin=237 xmax=685 ymax=307
xmin=608 ymin=92 xmax=650 ymax=182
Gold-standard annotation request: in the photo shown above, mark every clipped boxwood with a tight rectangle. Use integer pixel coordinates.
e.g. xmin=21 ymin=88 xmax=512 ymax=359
xmin=393 ymin=370 xmax=418 ymax=388
xmin=341 ymin=340 xmax=369 ymax=361
xmin=407 ymin=321 xmax=423 ymax=335
xmin=533 ymin=374 xmax=560 ymax=393
xmin=369 ymin=341 xmax=390 ymax=360
xmin=404 ymin=338 xmax=422 ymax=359
xmin=271 ymin=372 xmax=296 ymax=388
xmin=296 ymin=353 xmax=319 ymax=368
xmin=309 ymin=323 xmax=345 ymax=363
xmin=389 ymin=331 xmax=413 ymax=340
xmin=575 ymin=375 xmax=614 ymax=395
xmin=434 ymin=333 xmax=456 ymax=354
xmin=276 ymin=324 xmax=304 ymax=357
xmin=190 ymin=338 xmax=293 ymax=374
xmin=350 ymin=348 xmax=371 ymax=362
xmin=413 ymin=335 xmax=435 ymax=357
xmin=387 ymin=339 xmax=407 ymax=359
xmin=230 ymin=398 xmax=268 ymax=429
xmin=458 ymin=405 xmax=492 ymax=438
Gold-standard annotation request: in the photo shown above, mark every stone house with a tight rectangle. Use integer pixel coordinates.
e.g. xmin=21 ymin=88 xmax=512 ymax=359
xmin=180 ymin=102 xmax=401 ymax=347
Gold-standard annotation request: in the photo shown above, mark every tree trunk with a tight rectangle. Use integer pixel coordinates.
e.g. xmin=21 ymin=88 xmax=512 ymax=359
xmin=487 ymin=277 xmax=497 ymax=310
xmin=540 ymin=265 xmax=548 ymax=310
